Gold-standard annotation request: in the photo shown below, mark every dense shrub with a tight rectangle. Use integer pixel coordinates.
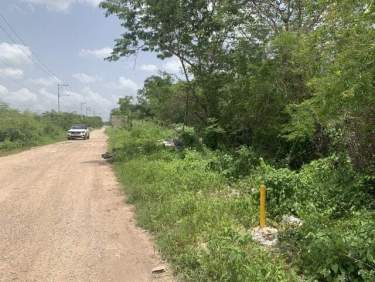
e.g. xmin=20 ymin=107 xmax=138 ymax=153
xmin=239 ymin=155 xmax=375 ymax=281
xmin=108 ymin=122 xmax=374 ymax=281
xmin=208 ymin=146 xmax=259 ymax=179
xmin=280 ymin=214 xmax=375 ymax=281
xmin=175 ymin=124 xmax=201 ymax=148
xmin=107 ymin=123 xmax=297 ymax=281
xmin=0 ymin=109 xmax=61 ymax=150
xmin=108 ymin=121 xmax=174 ymax=161
xmin=202 ymin=120 xmax=226 ymax=150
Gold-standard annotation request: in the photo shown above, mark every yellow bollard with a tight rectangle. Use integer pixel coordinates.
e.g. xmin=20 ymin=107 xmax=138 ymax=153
xmin=259 ymin=184 xmax=266 ymax=228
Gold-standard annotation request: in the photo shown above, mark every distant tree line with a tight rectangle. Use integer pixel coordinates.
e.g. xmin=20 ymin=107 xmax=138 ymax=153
xmin=0 ymin=103 xmax=103 ymax=151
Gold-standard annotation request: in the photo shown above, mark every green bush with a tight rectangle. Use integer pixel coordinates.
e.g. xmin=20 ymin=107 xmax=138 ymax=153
xmin=239 ymin=155 xmax=371 ymax=219
xmin=175 ymin=124 xmax=201 ymax=148
xmin=202 ymin=119 xmax=226 ymax=150
xmin=108 ymin=121 xmax=373 ymax=281
xmin=239 ymin=155 xmax=374 ymax=281
xmin=208 ymin=146 xmax=259 ymax=179
xmin=280 ymin=213 xmax=375 ymax=281
xmin=107 ymin=121 xmax=174 ymax=161
xmin=108 ymin=122 xmax=298 ymax=281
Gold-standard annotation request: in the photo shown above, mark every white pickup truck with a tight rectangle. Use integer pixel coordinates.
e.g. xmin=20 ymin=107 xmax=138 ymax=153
xmin=67 ymin=124 xmax=90 ymax=140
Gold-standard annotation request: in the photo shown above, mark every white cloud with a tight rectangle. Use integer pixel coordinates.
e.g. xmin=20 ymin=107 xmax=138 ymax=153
xmin=73 ymin=73 xmax=100 ymax=83
xmin=106 ymin=77 xmax=139 ymax=100
xmin=137 ymin=59 xmax=183 ymax=76
xmin=0 ymin=68 xmax=24 ymax=79
xmin=33 ymin=88 xmax=56 ymax=112
xmin=163 ymin=57 xmax=182 ymax=74
xmin=79 ymin=47 xmax=112 ymax=59
xmin=140 ymin=64 xmax=158 ymax=72
xmin=30 ymin=76 xmax=59 ymax=87
xmin=0 ymin=43 xmax=32 ymax=66
xmin=64 ymin=86 xmax=114 ymax=116
xmin=12 ymin=88 xmax=38 ymax=103
xmin=38 ymin=88 xmax=56 ymax=102
xmin=22 ymin=0 xmax=102 ymax=11
xmin=0 ymin=84 xmax=9 ymax=95
xmin=0 ymin=86 xmax=56 ymax=112
xmin=0 ymin=81 xmax=121 ymax=120
xmin=118 ymin=77 xmax=138 ymax=92
xmin=82 ymin=0 xmax=102 ymax=7
xmin=23 ymin=0 xmax=73 ymax=11
xmin=0 ymin=84 xmax=112 ymax=115
xmin=81 ymin=86 xmax=112 ymax=106
xmin=0 ymin=87 xmax=37 ymax=109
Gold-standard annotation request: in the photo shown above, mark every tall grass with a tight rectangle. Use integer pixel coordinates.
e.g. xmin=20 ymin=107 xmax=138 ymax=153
xmin=108 ymin=122 xmax=298 ymax=281
xmin=108 ymin=121 xmax=374 ymax=281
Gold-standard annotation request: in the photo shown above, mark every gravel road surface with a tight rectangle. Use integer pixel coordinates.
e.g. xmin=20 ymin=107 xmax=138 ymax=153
xmin=0 ymin=129 xmax=169 ymax=282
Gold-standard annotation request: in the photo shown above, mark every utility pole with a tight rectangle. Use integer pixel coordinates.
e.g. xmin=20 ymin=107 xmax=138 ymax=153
xmin=86 ymin=106 xmax=91 ymax=116
xmin=57 ymin=83 xmax=69 ymax=112
xmin=80 ymin=102 xmax=86 ymax=119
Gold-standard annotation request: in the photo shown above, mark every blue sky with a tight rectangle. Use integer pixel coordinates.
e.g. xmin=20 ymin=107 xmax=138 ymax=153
xmin=0 ymin=0 xmax=181 ymax=120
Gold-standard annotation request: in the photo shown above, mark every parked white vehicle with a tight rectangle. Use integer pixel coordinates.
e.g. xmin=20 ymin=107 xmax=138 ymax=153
xmin=67 ymin=124 xmax=90 ymax=140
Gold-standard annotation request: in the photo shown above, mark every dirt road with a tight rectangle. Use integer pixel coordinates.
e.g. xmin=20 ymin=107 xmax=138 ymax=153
xmin=0 ymin=129 xmax=168 ymax=282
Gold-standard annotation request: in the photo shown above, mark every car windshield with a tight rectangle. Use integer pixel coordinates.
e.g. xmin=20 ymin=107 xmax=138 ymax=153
xmin=71 ymin=125 xmax=87 ymax=129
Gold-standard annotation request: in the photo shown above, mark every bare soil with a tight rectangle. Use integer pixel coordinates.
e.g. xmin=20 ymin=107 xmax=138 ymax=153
xmin=0 ymin=129 xmax=170 ymax=281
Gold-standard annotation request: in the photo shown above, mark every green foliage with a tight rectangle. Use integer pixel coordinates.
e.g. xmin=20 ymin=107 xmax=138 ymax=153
xmin=283 ymin=101 xmax=317 ymax=141
xmin=137 ymin=75 xmax=187 ymax=123
xmin=175 ymin=124 xmax=201 ymax=148
xmin=108 ymin=122 xmax=374 ymax=281
xmin=107 ymin=123 xmax=298 ymax=281
xmin=239 ymin=155 xmax=372 ymax=219
xmin=108 ymin=120 xmax=174 ymax=161
xmin=240 ymin=155 xmax=374 ymax=281
xmin=102 ymin=0 xmax=374 ymax=173
xmin=192 ymin=227 xmax=297 ymax=282
xmin=280 ymin=214 xmax=375 ymax=281
xmin=0 ymin=108 xmax=62 ymax=150
xmin=101 ymin=1 xmax=375 ymax=280
xmin=287 ymin=0 xmax=375 ymax=172
xmin=208 ymin=146 xmax=259 ymax=180
xmin=202 ymin=119 xmax=227 ymax=150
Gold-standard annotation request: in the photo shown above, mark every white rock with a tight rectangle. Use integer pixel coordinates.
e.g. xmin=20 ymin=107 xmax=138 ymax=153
xmin=251 ymin=226 xmax=278 ymax=247
xmin=161 ymin=140 xmax=175 ymax=148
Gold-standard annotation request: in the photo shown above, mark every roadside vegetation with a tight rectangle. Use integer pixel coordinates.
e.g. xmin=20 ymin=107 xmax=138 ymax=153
xmin=0 ymin=103 xmax=103 ymax=153
xmin=102 ymin=1 xmax=374 ymax=281
xmin=108 ymin=122 xmax=374 ymax=281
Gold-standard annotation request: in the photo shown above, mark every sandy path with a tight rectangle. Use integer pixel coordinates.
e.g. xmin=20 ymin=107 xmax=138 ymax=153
xmin=0 ymin=129 xmax=168 ymax=282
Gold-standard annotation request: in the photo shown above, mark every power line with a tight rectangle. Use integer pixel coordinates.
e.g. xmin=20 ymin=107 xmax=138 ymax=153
xmin=80 ymin=102 xmax=87 ymax=117
xmin=0 ymin=12 xmax=75 ymax=114
xmin=0 ymin=12 xmax=60 ymax=82
xmin=57 ymin=84 xmax=69 ymax=112
xmin=0 ymin=13 xmax=59 ymax=81
xmin=0 ymin=21 xmax=18 ymax=43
